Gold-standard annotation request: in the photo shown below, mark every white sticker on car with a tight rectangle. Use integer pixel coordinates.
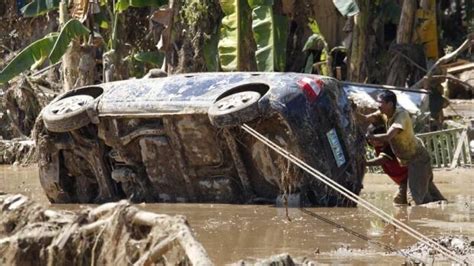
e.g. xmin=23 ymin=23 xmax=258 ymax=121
xmin=326 ymin=128 xmax=346 ymax=167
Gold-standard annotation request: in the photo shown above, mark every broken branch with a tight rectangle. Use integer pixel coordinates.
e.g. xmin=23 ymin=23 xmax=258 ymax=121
xmin=413 ymin=34 xmax=474 ymax=89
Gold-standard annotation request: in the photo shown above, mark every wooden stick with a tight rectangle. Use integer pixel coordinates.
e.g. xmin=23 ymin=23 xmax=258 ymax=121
xmin=134 ymin=235 xmax=177 ymax=265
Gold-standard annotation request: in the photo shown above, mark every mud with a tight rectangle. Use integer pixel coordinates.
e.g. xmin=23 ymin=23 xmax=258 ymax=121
xmin=0 ymin=165 xmax=473 ymax=264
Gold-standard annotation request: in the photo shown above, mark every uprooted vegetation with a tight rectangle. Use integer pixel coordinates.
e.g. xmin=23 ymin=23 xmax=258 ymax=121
xmin=0 ymin=194 xmax=211 ymax=265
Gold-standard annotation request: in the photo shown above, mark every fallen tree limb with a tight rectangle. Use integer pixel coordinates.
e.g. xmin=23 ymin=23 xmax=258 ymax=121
xmin=413 ymin=34 xmax=474 ymax=89
xmin=432 ymin=74 xmax=474 ymax=92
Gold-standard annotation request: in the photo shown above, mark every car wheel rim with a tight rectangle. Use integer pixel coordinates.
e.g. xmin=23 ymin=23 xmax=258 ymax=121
xmin=216 ymin=92 xmax=260 ymax=112
xmin=49 ymin=95 xmax=93 ymax=115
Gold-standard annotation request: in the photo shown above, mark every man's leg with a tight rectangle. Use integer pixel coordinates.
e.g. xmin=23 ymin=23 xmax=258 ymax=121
xmin=393 ymin=179 xmax=408 ymax=205
xmin=428 ymin=181 xmax=446 ymax=202
xmin=407 ymin=147 xmax=432 ymax=205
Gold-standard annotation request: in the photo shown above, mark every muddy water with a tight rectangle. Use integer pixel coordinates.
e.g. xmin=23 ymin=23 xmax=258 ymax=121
xmin=1 ymin=165 xmax=473 ymax=264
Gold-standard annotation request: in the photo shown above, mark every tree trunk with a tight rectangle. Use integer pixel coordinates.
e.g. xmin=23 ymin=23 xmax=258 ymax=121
xmin=285 ymin=1 xmax=317 ymax=72
xmin=386 ymin=0 xmax=418 ymax=86
xmin=348 ymin=0 xmax=370 ymax=82
xmin=60 ymin=0 xmax=96 ymax=90
xmin=311 ymin=0 xmax=346 ymax=49
xmin=62 ymin=41 xmax=96 ymax=90
xmin=167 ymin=0 xmax=224 ymax=73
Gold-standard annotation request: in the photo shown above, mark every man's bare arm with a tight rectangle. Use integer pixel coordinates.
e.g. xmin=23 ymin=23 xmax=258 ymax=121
xmin=367 ymin=126 xmax=402 ymax=143
xmin=354 ymin=110 xmax=380 ymax=125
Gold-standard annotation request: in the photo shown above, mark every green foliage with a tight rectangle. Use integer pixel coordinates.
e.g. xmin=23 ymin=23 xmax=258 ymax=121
xmin=133 ymin=51 xmax=165 ymax=66
xmin=303 ymin=34 xmax=326 ymax=52
xmin=115 ymin=0 xmax=167 ymax=13
xmin=20 ymin=0 xmax=60 ymax=17
xmin=304 ymin=19 xmax=329 ymax=74
xmin=0 ymin=33 xmax=58 ymax=84
xmin=49 ymin=19 xmax=90 ymax=64
xmin=94 ymin=12 xmax=110 ymax=29
xmin=248 ymin=0 xmax=273 ymax=6
xmin=204 ymin=29 xmax=221 ymax=71
xmin=250 ymin=3 xmax=288 ymax=71
xmin=218 ymin=0 xmax=288 ymax=71
xmin=218 ymin=0 xmax=252 ymax=71
xmin=180 ymin=0 xmax=208 ymax=26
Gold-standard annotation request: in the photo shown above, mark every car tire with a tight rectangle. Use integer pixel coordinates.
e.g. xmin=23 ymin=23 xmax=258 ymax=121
xmin=208 ymin=91 xmax=261 ymax=127
xmin=43 ymin=95 xmax=94 ymax=132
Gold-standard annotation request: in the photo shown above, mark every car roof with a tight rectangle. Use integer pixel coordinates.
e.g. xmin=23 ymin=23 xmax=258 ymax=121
xmin=98 ymin=72 xmax=331 ymax=115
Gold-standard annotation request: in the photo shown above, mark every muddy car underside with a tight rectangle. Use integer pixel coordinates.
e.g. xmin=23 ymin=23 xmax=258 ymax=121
xmin=38 ymin=114 xmax=306 ymax=204
xmin=36 ymin=73 xmax=365 ymax=206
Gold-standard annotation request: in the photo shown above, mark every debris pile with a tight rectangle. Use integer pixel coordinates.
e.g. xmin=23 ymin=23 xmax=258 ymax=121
xmin=0 ymin=194 xmax=211 ymax=265
xmin=0 ymin=138 xmax=35 ymax=164
xmin=401 ymin=235 xmax=474 ymax=263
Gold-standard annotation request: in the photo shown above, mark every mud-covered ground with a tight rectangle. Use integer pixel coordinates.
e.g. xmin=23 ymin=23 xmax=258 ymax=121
xmin=0 ymin=165 xmax=473 ymax=264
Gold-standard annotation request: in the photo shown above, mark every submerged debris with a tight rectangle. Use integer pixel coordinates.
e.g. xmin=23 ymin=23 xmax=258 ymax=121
xmin=0 ymin=194 xmax=211 ymax=265
xmin=400 ymin=235 xmax=474 ymax=264
xmin=233 ymin=253 xmax=296 ymax=266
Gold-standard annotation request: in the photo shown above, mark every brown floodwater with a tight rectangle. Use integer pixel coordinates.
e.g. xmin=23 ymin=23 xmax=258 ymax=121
xmin=1 ymin=165 xmax=473 ymax=264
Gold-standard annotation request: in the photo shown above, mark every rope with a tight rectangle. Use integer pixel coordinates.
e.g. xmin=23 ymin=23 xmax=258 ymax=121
xmin=241 ymin=124 xmax=468 ymax=264
xmin=299 ymin=208 xmax=424 ymax=263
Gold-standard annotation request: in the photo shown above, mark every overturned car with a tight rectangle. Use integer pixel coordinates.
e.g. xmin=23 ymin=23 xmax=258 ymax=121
xmin=36 ymin=72 xmax=365 ymax=206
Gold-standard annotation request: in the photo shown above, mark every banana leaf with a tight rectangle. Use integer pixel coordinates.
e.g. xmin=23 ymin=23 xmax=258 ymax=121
xmin=21 ymin=0 xmax=60 ymax=17
xmin=134 ymin=51 xmax=165 ymax=66
xmin=250 ymin=2 xmax=288 ymax=71
xmin=0 ymin=33 xmax=58 ymax=84
xmin=49 ymin=19 xmax=90 ymax=64
xmin=94 ymin=12 xmax=110 ymax=29
xmin=218 ymin=0 xmax=252 ymax=71
xmin=302 ymin=34 xmax=326 ymax=52
xmin=115 ymin=0 xmax=168 ymax=13
xmin=304 ymin=19 xmax=329 ymax=75
xmin=304 ymin=53 xmax=314 ymax=73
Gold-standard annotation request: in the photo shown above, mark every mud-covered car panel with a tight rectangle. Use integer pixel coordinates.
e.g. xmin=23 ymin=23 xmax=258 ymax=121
xmin=36 ymin=72 xmax=365 ymax=206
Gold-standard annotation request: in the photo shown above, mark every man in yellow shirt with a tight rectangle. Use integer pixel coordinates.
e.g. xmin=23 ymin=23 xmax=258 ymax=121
xmin=364 ymin=90 xmax=445 ymax=205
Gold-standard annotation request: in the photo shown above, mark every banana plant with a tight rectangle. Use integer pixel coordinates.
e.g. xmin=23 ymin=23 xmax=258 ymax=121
xmin=0 ymin=33 xmax=58 ymax=84
xmin=49 ymin=19 xmax=91 ymax=63
xmin=218 ymin=0 xmax=254 ymax=71
xmin=133 ymin=51 xmax=165 ymax=66
xmin=100 ymin=0 xmax=167 ymax=81
xmin=303 ymin=19 xmax=329 ymax=74
xmin=5 ymin=0 xmax=168 ymax=85
xmin=0 ymin=19 xmax=90 ymax=85
xmin=249 ymin=0 xmax=288 ymax=72
xmin=20 ymin=0 xmax=60 ymax=17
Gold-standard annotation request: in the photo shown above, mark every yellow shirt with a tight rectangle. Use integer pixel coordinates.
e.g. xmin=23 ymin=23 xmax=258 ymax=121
xmin=385 ymin=108 xmax=419 ymax=165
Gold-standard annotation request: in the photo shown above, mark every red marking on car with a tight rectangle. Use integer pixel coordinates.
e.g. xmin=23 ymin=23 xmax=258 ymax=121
xmin=297 ymin=77 xmax=323 ymax=102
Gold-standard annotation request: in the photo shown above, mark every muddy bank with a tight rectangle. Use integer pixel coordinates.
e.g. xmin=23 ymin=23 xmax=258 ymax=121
xmin=0 ymin=165 xmax=473 ymax=264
